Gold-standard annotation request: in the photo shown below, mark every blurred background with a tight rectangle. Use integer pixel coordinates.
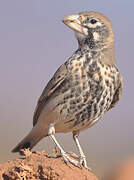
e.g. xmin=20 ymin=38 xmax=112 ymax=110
xmin=0 ymin=0 xmax=133 ymax=179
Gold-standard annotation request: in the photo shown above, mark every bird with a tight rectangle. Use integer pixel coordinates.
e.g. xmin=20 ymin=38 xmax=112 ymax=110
xmin=12 ymin=11 xmax=123 ymax=169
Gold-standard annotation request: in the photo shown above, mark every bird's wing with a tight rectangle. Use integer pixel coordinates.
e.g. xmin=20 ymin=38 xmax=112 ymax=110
xmin=33 ymin=64 xmax=68 ymax=126
xmin=109 ymin=74 xmax=123 ymax=110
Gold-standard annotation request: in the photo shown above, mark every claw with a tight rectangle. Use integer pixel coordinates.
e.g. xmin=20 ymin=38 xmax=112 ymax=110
xmin=61 ymin=152 xmax=69 ymax=164
xmin=79 ymin=156 xmax=92 ymax=171
xmin=47 ymin=151 xmax=81 ymax=168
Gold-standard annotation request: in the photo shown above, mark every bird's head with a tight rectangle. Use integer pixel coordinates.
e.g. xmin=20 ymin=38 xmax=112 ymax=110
xmin=62 ymin=11 xmax=114 ymax=50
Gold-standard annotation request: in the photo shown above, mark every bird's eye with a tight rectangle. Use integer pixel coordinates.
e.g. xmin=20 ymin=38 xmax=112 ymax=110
xmin=90 ymin=19 xmax=97 ymax=24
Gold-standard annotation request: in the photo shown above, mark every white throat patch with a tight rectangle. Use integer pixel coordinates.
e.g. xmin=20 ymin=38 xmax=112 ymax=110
xmin=93 ymin=32 xmax=100 ymax=41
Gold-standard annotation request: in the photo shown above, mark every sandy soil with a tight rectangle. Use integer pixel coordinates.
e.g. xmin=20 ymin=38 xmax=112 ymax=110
xmin=0 ymin=149 xmax=99 ymax=180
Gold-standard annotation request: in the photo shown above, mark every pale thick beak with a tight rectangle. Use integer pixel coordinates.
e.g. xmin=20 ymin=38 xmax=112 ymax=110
xmin=62 ymin=14 xmax=85 ymax=34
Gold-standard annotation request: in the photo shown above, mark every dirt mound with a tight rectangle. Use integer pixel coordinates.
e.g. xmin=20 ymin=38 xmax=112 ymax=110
xmin=0 ymin=150 xmax=98 ymax=180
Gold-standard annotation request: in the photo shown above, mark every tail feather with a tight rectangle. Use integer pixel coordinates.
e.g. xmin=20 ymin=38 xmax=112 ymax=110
xmin=12 ymin=126 xmax=46 ymax=153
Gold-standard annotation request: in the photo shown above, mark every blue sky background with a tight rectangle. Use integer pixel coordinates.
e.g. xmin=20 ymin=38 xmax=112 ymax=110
xmin=0 ymin=0 xmax=134 ymax=179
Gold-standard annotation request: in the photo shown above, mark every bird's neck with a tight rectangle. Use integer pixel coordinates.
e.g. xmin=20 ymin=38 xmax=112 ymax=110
xmin=78 ymin=39 xmax=115 ymax=65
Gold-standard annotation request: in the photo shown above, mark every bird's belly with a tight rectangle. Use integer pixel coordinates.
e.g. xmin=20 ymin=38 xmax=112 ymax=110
xmin=53 ymin=79 xmax=115 ymax=133
xmin=38 ymin=62 xmax=117 ymax=133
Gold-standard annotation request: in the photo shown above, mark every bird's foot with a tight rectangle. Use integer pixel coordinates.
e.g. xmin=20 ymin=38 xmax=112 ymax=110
xmin=47 ymin=151 xmax=81 ymax=168
xmin=61 ymin=151 xmax=81 ymax=167
xmin=79 ymin=155 xmax=92 ymax=171
xmin=66 ymin=151 xmax=79 ymax=159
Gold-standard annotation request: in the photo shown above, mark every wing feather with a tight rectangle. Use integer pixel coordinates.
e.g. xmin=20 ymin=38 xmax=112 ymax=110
xmin=109 ymin=75 xmax=123 ymax=110
xmin=33 ymin=64 xmax=68 ymax=126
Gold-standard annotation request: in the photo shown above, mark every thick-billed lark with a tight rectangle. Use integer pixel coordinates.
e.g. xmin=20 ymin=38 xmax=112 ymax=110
xmin=12 ymin=11 xmax=123 ymax=170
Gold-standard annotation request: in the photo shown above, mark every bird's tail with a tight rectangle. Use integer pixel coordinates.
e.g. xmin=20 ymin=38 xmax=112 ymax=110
xmin=12 ymin=125 xmax=46 ymax=153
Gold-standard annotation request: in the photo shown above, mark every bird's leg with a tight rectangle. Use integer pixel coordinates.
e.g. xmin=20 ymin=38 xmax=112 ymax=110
xmin=47 ymin=124 xmax=81 ymax=167
xmin=73 ymin=133 xmax=92 ymax=171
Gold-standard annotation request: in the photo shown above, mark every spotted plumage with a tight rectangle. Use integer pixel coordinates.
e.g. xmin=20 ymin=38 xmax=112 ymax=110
xmin=12 ymin=11 xmax=123 ymax=170
xmin=51 ymin=49 xmax=122 ymax=133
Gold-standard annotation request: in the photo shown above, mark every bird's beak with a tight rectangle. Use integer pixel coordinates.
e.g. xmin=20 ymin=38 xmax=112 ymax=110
xmin=62 ymin=14 xmax=86 ymax=34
